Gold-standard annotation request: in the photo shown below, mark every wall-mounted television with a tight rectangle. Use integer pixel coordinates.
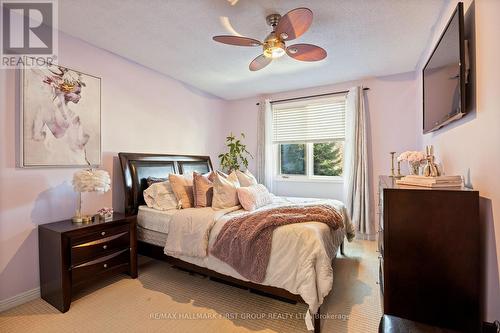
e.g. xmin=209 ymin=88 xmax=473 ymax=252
xmin=423 ymin=2 xmax=467 ymax=134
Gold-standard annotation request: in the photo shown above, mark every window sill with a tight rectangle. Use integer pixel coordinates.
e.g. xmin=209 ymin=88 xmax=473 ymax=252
xmin=274 ymin=176 xmax=344 ymax=184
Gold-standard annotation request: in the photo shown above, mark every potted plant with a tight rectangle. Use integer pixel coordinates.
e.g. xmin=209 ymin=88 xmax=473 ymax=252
xmin=218 ymin=133 xmax=253 ymax=172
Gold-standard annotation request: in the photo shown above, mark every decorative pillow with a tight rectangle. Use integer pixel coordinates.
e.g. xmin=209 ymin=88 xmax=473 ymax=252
xmin=193 ymin=171 xmax=216 ymax=208
xmin=235 ymin=169 xmax=258 ymax=187
xmin=237 ymin=184 xmax=273 ymax=211
xmin=146 ymin=177 xmax=167 ymax=187
xmin=168 ymin=174 xmax=194 ymax=208
xmin=212 ymin=171 xmax=240 ymax=210
xmin=143 ymin=181 xmax=178 ymax=211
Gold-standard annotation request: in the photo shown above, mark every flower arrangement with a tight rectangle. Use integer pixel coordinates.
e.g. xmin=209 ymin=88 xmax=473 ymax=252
xmin=397 ymin=151 xmax=427 ymax=175
xmin=97 ymin=207 xmax=113 ymax=221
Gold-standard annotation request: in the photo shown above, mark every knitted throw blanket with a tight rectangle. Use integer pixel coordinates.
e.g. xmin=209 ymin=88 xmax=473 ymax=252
xmin=210 ymin=204 xmax=344 ymax=283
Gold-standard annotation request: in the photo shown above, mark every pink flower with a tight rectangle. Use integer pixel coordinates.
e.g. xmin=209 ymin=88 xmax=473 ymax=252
xmin=398 ymin=151 xmax=427 ymax=164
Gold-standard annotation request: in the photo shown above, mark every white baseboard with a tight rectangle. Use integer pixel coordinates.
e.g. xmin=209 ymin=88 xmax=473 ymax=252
xmin=0 ymin=287 xmax=40 ymax=312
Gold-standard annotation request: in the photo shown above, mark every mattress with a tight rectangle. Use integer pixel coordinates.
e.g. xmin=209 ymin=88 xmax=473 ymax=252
xmin=137 ymin=226 xmax=167 ymax=247
xmin=137 ymin=205 xmax=176 ymax=234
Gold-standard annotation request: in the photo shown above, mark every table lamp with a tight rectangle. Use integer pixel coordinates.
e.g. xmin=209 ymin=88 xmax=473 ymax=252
xmin=72 ymin=168 xmax=111 ymax=223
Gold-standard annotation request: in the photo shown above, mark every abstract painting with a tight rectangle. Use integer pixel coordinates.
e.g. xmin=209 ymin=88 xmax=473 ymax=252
xmin=20 ymin=62 xmax=101 ymax=167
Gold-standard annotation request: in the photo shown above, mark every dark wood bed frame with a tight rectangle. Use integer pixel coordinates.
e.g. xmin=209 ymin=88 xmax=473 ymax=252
xmin=119 ymin=152 xmax=339 ymax=333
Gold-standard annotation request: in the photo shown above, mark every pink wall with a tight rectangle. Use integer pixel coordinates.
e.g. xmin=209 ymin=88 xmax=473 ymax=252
xmin=416 ymin=0 xmax=500 ymax=321
xmin=224 ymin=72 xmax=419 ymax=239
xmin=0 ymin=33 xmax=227 ymax=302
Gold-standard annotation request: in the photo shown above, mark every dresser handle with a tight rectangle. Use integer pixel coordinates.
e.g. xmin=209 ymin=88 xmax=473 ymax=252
xmin=101 ymin=231 xmax=106 ymax=236
xmin=103 ymin=245 xmax=107 ymax=250
xmin=103 ymin=263 xmax=108 ymax=268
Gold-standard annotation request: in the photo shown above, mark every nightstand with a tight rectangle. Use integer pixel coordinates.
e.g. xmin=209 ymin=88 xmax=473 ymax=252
xmin=38 ymin=213 xmax=137 ymax=312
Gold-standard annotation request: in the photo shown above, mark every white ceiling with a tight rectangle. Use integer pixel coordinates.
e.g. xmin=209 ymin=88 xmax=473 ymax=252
xmin=58 ymin=0 xmax=448 ymax=100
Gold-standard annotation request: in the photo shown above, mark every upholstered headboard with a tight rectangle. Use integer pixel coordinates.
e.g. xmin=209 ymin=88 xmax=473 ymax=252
xmin=118 ymin=153 xmax=213 ymax=215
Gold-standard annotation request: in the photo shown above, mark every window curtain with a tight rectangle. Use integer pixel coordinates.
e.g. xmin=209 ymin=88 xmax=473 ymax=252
xmin=256 ymin=99 xmax=274 ymax=193
xmin=344 ymin=87 xmax=373 ymax=240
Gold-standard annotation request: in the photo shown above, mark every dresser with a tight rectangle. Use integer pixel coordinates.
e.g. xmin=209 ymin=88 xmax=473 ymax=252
xmin=38 ymin=213 xmax=137 ymax=312
xmin=378 ymin=176 xmax=480 ymax=332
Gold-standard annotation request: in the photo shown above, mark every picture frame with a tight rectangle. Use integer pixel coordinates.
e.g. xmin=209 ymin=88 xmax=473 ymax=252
xmin=19 ymin=60 xmax=101 ymax=168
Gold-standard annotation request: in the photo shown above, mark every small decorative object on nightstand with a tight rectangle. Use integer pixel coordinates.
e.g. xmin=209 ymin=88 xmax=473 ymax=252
xmin=97 ymin=207 xmax=114 ymax=222
xmin=38 ymin=213 xmax=137 ymax=312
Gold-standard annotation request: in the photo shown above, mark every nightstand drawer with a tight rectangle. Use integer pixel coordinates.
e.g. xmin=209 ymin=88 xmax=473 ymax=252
xmin=71 ymin=231 xmax=129 ymax=266
xmin=71 ymin=224 xmax=129 ymax=246
xmin=72 ymin=250 xmax=129 ymax=285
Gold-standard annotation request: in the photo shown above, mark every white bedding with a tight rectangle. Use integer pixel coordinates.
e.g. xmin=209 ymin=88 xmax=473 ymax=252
xmin=137 ymin=196 xmax=354 ymax=331
xmin=137 ymin=205 xmax=176 ymax=234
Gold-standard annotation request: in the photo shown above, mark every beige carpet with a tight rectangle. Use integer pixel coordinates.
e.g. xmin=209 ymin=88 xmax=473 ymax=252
xmin=0 ymin=240 xmax=381 ymax=333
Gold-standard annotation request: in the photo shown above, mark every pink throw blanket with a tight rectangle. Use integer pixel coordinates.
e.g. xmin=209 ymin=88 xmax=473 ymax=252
xmin=210 ymin=205 xmax=344 ymax=283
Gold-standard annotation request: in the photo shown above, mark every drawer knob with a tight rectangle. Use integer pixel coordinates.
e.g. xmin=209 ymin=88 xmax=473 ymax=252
xmin=103 ymin=263 xmax=108 ymax=268
xmin=103 ymin=245 xmax=107 ymax=250
xmin=101 ymin=231 xmax=106 ymax=236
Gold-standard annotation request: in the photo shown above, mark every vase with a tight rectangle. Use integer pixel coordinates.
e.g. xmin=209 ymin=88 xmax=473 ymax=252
xmin=408 ymin=162 xmax=420 ymax=176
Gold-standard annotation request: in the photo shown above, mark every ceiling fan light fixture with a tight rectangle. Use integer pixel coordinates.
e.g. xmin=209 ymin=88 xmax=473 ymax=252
xmin=263 ymin=38 xmax=286 ymax=59
xmin=264 ymin=46 xmax=286 ymax=59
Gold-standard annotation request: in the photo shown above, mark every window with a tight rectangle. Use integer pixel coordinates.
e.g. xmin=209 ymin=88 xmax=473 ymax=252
xmin=273 ymin=95 xmax=346 ymax=181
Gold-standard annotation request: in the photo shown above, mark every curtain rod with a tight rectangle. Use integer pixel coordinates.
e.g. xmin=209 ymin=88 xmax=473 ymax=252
xmin=255 ymin=87 xmax=370 ymax=106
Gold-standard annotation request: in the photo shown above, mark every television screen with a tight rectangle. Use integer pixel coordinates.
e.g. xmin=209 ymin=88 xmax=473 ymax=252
xmin=423 ymin=3 xmax=465 ymax=133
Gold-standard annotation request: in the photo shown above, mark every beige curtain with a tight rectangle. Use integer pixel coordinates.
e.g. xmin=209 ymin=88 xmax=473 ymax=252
xmin=256 ymin=99 xmax=274 ymax=192
xmin=344 ymin=87 xmax=373 ymax=240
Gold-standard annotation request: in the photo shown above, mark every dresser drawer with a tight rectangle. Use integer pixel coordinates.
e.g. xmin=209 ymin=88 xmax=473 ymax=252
xmin=70 ymin=224 xmax=129 ymax=246
xmin=71 ymin=231 xmax=129 ymax=266
xmin=72 ymin=250 xmax=129 ymax=285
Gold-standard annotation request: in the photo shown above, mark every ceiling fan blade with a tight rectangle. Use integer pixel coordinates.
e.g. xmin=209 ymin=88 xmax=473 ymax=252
xmin=275 ymin=8 xmax=313 ymax=41
xmin=213 ymin=35 xmax=262 ymax=47
xmin=249 ymin=54 xmax=272 ymax=71
xmin=286 ymin=44 xmax=327 ymax=62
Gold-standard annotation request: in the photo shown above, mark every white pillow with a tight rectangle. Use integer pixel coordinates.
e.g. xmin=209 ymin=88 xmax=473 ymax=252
xmin=235 ymin=169 xmax=258 ymax=187
xmin=212 ymin=171 xmax=240 ymax=210
xmin=143 ymin=181 xmax=179 ymax=211
xmin=237 ymin=184 xmax=272 ymax=211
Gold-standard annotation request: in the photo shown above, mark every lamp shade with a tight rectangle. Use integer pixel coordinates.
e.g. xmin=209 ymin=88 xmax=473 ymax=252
xmin=72 ymin=169 xmax=111 ymax=193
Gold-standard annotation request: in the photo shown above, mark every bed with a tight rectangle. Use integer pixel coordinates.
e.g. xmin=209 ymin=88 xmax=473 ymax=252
xmin=119 ymin=152 xmax=354 ymax=332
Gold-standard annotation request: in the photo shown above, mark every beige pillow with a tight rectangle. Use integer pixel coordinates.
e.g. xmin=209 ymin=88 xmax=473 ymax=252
xmin=168 ymin=174 xmax=194 ymax=208
xmin=212 ymin=171 xmax=240 ymax=210
xmin=235 ymin=169 xmax=258 ymax=187
xmin=143 ymin=181 xmax=178 ymax=211
xmin=237 ymin=184 xmax=272 ymax=211
xmin=193 ymin=171 xmax=216 ymax=208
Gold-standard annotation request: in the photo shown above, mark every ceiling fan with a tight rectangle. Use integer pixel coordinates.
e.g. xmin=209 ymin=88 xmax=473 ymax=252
xmin=213 ymin=7 xmax=327 ymax=71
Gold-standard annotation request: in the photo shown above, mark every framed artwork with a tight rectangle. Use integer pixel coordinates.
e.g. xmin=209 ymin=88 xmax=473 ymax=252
xmin=20 ymin=61 xmax=101 ymax=167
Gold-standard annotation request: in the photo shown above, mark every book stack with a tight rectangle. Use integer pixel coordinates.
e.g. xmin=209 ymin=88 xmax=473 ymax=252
xmin=396 ymin=175 xmax=463 ymax=188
